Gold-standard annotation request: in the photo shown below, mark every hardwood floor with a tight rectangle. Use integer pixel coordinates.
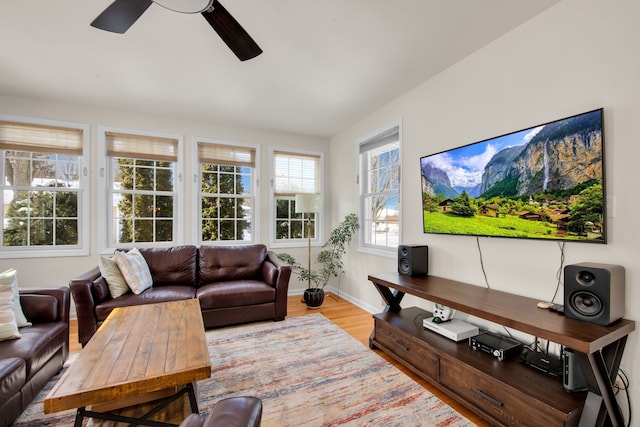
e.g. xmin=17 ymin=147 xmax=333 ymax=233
xmin=69 ymin=294 xmax=489 ymax=426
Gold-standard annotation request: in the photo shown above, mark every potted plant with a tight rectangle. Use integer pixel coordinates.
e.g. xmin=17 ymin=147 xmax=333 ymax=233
xmin=278 ymin=213 xmax=359 ymax=308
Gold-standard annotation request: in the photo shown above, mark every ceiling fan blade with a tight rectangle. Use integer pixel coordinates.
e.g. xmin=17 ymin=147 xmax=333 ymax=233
xmin=91 ymin=0 xmax=153 ymax=34
xmin=202 ymin=0 xmax=263 ymax=61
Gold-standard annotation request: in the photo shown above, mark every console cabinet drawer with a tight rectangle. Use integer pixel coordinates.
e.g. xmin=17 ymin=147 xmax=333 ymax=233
xmin=374 ymin=319 xmax=439 ymax=379
xmin=440 ymin=357 xmax=565 ymax=427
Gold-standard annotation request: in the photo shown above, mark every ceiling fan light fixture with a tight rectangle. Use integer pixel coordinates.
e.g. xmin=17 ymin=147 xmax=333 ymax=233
xmin=152 ymin=0 xmax=213 ymax=14
xmin=90 ymin=0 xmax=261 ymax=61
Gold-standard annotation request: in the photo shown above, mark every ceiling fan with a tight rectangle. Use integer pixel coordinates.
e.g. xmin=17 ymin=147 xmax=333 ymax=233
xmin=90 ymin=0 xmax=262 ymax=61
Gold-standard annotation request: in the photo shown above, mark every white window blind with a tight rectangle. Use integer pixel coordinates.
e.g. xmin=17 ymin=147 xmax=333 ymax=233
xmin=106 ymin=131 xmax=178 ymax=161
xmin=0 ymin=121 xmax=83 ymax=155
xmin=198 ymin=142 xmax=255 ymax=167
xmin=274 ymin=151 xmax=321 ymax=196
xmin=359 ymin=125 xmax=399 ymax=154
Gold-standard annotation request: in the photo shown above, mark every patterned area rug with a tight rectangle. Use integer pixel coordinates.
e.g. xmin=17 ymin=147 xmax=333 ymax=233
xmin=15 ymin=313 xmax=475 ymax=427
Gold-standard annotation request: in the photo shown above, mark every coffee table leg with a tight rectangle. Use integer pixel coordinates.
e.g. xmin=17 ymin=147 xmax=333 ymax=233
xmin=71 ymin=384 xmax=199 ymax=427
xmin=74 ymin=408 xmax=86 ymax=427
xmin=186 ymin=383 xmax=199 ymax=413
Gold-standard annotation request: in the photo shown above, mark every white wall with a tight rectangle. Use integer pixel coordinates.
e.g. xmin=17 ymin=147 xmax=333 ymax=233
xmin=0 ymin=94 xmax=326 ymax=294
xmin=329 ymin=0 xmax=640 ymax=420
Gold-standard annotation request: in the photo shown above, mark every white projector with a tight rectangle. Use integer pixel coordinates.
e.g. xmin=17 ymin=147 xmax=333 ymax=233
xmin=423 ymin=317 xmax=479 ymax=342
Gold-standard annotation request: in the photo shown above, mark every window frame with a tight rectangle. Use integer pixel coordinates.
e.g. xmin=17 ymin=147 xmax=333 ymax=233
xmin=357 ymin=121 xmax=402 ymax=257
xmin=192 ymin=137 xmax=260 ymax=245
xmin=97 ymin=126 xmax=183 ymax=253
xmin=269 ymin=147 xmax=324 ymax=249
xmin=0 ymin=114 xmax=90 ymax=258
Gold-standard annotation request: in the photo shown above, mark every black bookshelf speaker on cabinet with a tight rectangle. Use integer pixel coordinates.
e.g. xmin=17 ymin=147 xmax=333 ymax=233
xmin=564 ymin=263 xmax=625 ymax=326
xmin=398 ymin=245 xmax=428 ymax=277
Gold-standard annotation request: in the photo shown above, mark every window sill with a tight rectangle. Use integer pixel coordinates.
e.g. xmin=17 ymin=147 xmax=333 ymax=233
xmin=357 ymin=245 xmax=395 ymax=259
xmin=0 ymin=247 xmax=89 ymax=259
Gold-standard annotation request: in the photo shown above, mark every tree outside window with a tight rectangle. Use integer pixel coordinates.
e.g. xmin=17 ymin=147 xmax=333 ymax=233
xmin=201 ymin=164 xmax=252 ymax=242
xmin=272 ymin=150 xmax=322 ymax=243
xmin=1 ymin=119 xmax=85 ymax=252
xmin=275 ymin=197 xmax=315 ymax=240
xmin=113 ymin=158 xmax=174 ymax=243
xmin=4 ymin=151 xmax=80 ymax=246
xmin=197 ymin=140 xmax=256 ymax=244
xmin=105 ymin=131 xmax=178 ymax=246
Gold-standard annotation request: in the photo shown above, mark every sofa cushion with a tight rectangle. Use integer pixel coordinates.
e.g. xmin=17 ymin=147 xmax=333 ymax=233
xmin=197 ymin=281 xmax=276 ymax=310
xmin=199 ymin=245 xmax=267 ymax=285
xmin=95 ymin=286 xmax=197 ymax=321
xmin=0 ymin=357 xmax=25 ymax=402
xmin=115 ymin=248 xmax=153 ymax=295
xmin=0 ymin=281 xmax=20 ymax=341
xmin=99 ymin=255 xmax=130 ymax=298
xmin=0 ymin=268 xmax=31 ymax=328
xmin=140 ymin=246 xmax=198 ymax=287
xmin=20 ymin=294 xmax=59 ymax=323
xmin=0 ymin=323 xmax=67 ymax=379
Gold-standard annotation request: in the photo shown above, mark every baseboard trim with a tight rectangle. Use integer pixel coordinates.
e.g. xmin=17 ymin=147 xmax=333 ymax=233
xmin=288 ymin=286 xmax=379 ymax=315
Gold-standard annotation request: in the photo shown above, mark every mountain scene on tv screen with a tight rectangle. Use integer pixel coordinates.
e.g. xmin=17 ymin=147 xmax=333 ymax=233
xmin=420 ymin=110 xmax=604 ymax=242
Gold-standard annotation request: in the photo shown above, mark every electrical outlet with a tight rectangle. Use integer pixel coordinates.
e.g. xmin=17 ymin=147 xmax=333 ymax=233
xmin=607 ymin=196 xmax=616 ymax=218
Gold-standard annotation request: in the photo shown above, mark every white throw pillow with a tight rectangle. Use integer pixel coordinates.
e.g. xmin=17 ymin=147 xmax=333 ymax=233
xmin=0 ymin=281 xmax=21 ymax=341
xmin=114 ymin=248 xmax=153 ymax=295
xmin=99 ymin=256 xmax=130 ymax=298
xmin=0 ymin=268 xmax=31 ymax=328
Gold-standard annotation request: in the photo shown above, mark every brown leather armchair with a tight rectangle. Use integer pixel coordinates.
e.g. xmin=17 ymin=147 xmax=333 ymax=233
xmin=0 ymin=287 xmax=70 ymax=427
xmin=180 ymin=397 xmax=262 ymax=427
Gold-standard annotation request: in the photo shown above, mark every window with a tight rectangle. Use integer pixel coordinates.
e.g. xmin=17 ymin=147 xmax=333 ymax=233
xmin=100 ymin=129 xmax=181 ymax=249
xmin=272 ymin=149 xmax=323 ymax=245
xmin=0 ymin=117 xmax=89 ymax=257
xmin=196 ymin=139 xmax=257 ymax=244
xmin=358 ymin=123 xmax=401 ymax=253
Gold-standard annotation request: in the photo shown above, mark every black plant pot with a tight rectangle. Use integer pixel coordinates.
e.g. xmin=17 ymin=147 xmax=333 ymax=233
xmin=303 ymin=288 xmax=325 ymax=308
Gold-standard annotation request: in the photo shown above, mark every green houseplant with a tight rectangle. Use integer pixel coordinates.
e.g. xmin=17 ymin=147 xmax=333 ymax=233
xmin=279 ymin=213 xmax=359 ymax=307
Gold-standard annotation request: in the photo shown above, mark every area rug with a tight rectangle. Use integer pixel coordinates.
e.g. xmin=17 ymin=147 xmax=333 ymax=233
xmin=15 ymin=313 xmax=475 ymax=427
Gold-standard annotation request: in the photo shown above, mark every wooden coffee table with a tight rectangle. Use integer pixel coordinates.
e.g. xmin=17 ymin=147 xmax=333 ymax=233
xmin=44 ymin=299 xmax=211 ymax=427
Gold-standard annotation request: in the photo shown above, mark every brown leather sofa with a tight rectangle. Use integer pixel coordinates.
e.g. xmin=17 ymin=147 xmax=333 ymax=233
xmin=0 ymin=287 xmax=70 ymax=427
xmin=70 ymin=244 xmax=291 ymax=347
xmin=180 ymin=397 xmax=262 ymax=427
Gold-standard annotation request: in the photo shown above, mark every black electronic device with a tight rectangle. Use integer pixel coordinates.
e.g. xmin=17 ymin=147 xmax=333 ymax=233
xmin=469 ymin=331 xmax=523 ymax=361
xmin=562 ymin=348 xmax=593 ymax=392
xmin=521 ymin=349 xmax=562 ymax=377
xmin=397 ymin=245 xmax=428 ymax=276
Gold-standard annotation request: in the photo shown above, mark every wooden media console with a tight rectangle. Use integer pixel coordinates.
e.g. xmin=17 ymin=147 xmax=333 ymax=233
xmin=368 ymin=272 xmax=635 ymax=427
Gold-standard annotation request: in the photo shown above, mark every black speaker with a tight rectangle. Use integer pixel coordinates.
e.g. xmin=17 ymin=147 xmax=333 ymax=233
xmin=564 ymin=263 xmax=625 ymax=326
xmin=398 ymin=245 xmax=428 ymax=276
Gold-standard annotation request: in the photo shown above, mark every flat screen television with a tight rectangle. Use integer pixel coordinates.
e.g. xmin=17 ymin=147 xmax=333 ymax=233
xmin=420 ymin=108 xmax=605 ymax=243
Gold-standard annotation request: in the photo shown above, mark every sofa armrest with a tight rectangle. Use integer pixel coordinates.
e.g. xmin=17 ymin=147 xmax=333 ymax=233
xmin=19 ymin=287 xmax=70 ymax=325
xmin=69 ymin=266 xmax=102 ymax=346
xmin=266 ymin=251 xmax=291 ymax=320
xmin=266 ymin=251 xmax=292 ymax=290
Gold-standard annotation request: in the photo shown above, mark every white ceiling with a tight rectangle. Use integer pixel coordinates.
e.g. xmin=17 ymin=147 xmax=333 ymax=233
xmin=0 ymin=0 xmax=560 ymax=138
